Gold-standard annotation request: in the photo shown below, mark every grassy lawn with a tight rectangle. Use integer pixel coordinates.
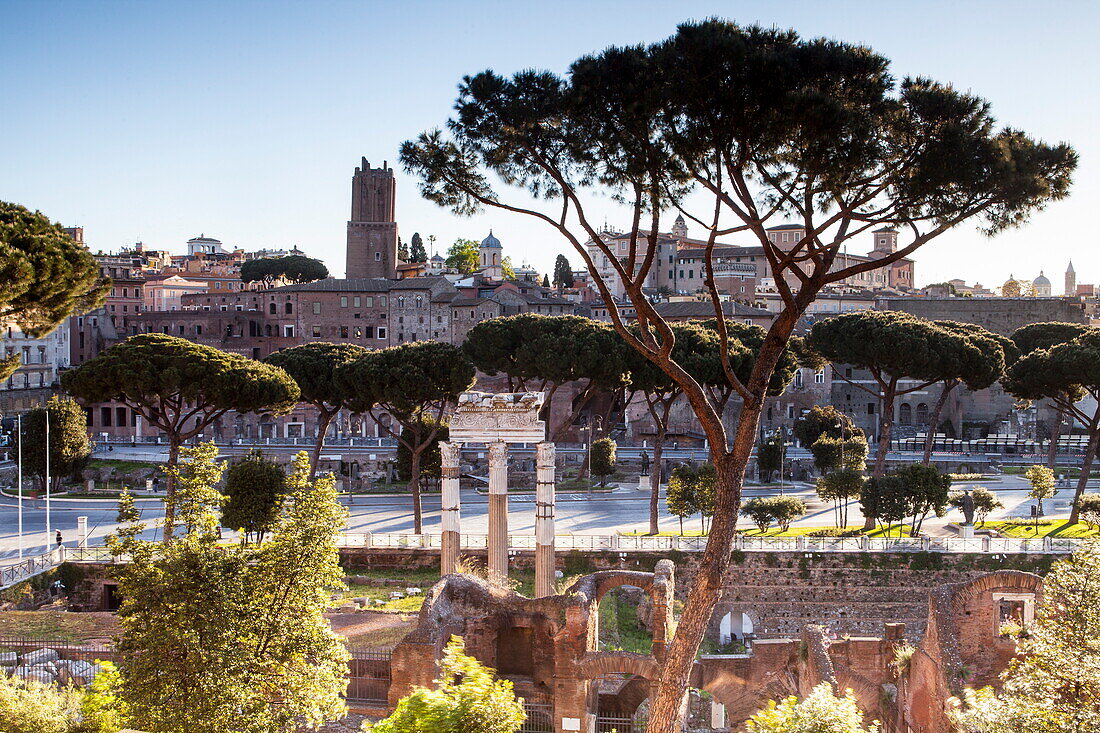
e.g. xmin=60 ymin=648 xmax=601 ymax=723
xmin=86 ymin=459 xmax=160 ymax=473
xmin=0 ymin=611 xmax=120 ymax=643
xmin=1001 ymin=466 xmax=1082 ymax=477
xmin=983 ymin=520 xmax=1099 ymax=538
xmin=624 ymin=525 xmax=921 ymax=538
xmin=334 ymin=568 xmax=537 ymax=612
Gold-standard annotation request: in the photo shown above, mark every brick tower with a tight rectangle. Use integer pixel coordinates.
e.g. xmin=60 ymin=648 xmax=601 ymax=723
xmin=346 ymin=157 xmax=398 ymax=278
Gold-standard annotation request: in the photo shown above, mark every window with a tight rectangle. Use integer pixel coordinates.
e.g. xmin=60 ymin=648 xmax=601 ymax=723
xmin=269 ymin=302 xmax=276 ymax=314
xmin=285 ymin=302 xmax=293 ymax=314
xmin=867 ymin=403 xmax=876 ymax=415
xmin=899 ymin=403 xmax=912 ymax=426
xmin=794 ymin=371 xmax=804 ymax=388
xmin=354 ymin=296 xmax=361 ymax=307
xmin=313 ymin=302 xmax=321 ymax=315
xmin=312 ymin=325 xmax=321 ymax=337
xmin=341 ymin=296 xmax=348 ymax=308
xmin=379 ymin=296 xmax=387 ymax=307
xmin=178 ymin=325 xmax=185 ymax=335
xmin=377 ymin=327 xmax=387 ymax=339
xmin=195 ymin=325 xmax=202 ymax=336
xmin=365 ymin=296 xmax=373 ymax=307
xmin=364 ymin=326 xmax=375 ymax=338
xmin=354 ymin=327 xmax=362 ymax=338
xmin=284 ymin=325 xmax=294 ymax=338
xmin=814 ymin=369 xmax=825 ymax=385
xmin=100 ymin=406 xmax=112 ymax=426
xmin=340 ymin=326 xmax=349 ymax=338
xmin=375 ymin=252 xmax=382 ymax=261
xmin=415 ymin=296 xmax=423 ymax=308
xmin=787 ymin=404 xmax=795 ymax=419
xmin=116 ymin=407 xmax=127 ymax=426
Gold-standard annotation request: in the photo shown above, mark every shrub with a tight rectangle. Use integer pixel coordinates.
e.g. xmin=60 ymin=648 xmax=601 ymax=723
xmin=740 ymin=496 xmax=806 ymax=533
xmin=1076 ymin=494 xmax=1100 ymax=531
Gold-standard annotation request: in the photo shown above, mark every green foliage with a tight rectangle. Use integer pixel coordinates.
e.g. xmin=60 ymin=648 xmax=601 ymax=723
xmin=0 ymin=673 xmax=84 ymax=733
xmin=112 ymin=447 xmax=349 ymax=733
xmin=18 ymin=395 xmax=92 ymax=489
xmin=817 ymin=468 xmax=866 ymax=527
xmin=1025 ymin=464 xmax=1057 ymax=513
xmin=500 ymin=255 xmax=516 ymax=280
xmin=1011 ymin=322 xmax=1092 ymax=355
xmin=223 ymin=452 xmax=287 ymax=543
xmin=1076 ymin=494 xmax=1100 ymax=531
xmin=0 ymin=201 xmax=108 ymax=344
xmin=62 ymin=334 xmax=299 ymax=449
xmin=860 ymin=464 xmax=951 ymax=534
xmin=445 ymin=238 xmax=480 ymax=275
xmin=757 ymin=432 xmax=786 ymax=482
xmin=464 ymin=313 xmax=630 ymax=395
xmin=335 ymin=341 xmax=473 ymax=531
xmin=80 ymin=660 xmax=128 ymax=732
xmin=265 ymin=342 xmax=369 ymax=472
xmin=240 ymin=254 xmax=328 ymax=286
xmin=950 ymin=546 xmax=1100 ymax=732
xmin=793 ymin=405 xmax=864 ymax=448
xmin=747 ymin=682 xmax=879 ymax=733
xmin=740 ymin=496 xmax=806 ymax=533
xmin=948 ymin=486 xmax=1004 ymax=527
xmin=666 ymin=467 xmax=699 ymax=533
xmin=810 ymin=434 xmax=868 ymax=473
xmin=590 ymin=437 xmax=616 ymax=486
xmin=397 ymin=416 xmax=449 ymax=481
xmin=552 ymin=254 xmax=574 ymax=288
xmin=409 ymin=232 xmax=428 ymax=263
xmin=365 ymin=637 xmax=525 ymax=733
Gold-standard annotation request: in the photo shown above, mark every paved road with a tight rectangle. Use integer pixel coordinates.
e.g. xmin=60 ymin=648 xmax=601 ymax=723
xmin=0 ymin=445 xmax=1084 ymax=558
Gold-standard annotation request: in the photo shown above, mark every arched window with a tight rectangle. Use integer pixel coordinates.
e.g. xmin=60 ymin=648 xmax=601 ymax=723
xmin=915 ymin=402 xmax=929 ymax=426
xmin=285 ymin=302 xmax=293 ymax=314
xmin=264 ymin=324 xmax=272 ymax=337
xmin=415 ymin=296 xmax=423 ymax=308
xmin=898 ymin=403 xmax=912 ymax=426
xmin=269 ymin=302 xmax=276 ymax=314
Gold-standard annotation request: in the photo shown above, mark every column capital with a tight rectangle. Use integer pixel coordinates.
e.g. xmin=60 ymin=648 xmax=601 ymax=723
xmin=440 ymin=441 xmax=461 ymax=466
xmin=488 ymin=440 xmax=508 ymax=465
xmin=536 ymin=441 xmax=555 ymax=465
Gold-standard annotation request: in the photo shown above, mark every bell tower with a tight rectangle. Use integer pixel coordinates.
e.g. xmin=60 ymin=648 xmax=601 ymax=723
xmin=346 ymin=157 xmax=398 ymax=279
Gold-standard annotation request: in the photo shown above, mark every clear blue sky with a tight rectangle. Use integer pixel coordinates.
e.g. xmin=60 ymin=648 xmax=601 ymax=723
xmin=3 ymin=0 xmax=1096 ymax=290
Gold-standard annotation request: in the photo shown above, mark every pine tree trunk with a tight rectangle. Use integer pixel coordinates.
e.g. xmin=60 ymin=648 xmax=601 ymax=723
xmin=867 ymin=384 xmax=896 ymax=529
xmin=1069 ymin=429 xmax=1099 ymax=524
xmin=922 ymin=381 xmax=956 ymax=465
xmin=645 ymin=434 xmax=754 ymax=732
xmin=163 ymin=436 xmax=181 ymax=542
xmin=1047 ymin=407 xmax=1062 ymax=470
xmin=410 ymin=448 xmax=423 ymax=534
xmin=310 ymin=409 xmax=336 ymax=480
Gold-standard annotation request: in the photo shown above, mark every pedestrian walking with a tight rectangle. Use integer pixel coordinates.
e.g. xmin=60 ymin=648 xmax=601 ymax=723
xmin=55 ymin=529 xmax=63 ymax=547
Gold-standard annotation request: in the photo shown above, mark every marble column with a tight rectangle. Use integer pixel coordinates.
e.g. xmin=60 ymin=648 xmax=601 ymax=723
xmin=535 ymin=441 xmax=556 ymax=597
xmin=487 ymin=441 xmax=509 ymax=582
xmin=440 ymin=441 xmax=462 ymax=577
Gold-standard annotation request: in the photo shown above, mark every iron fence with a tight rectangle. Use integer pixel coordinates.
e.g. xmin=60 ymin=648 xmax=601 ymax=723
xmin=0 ymin=636 xmax=117 ymax=663
xmin=336 ymin=532 xmax=1087 ymax=554
xmin=346 ymin=649 xmax=392 ymax=704
xmin=520 ymin=701 xmax=554 ymax=733
xmin=596 ymin=716 xmax=645 ymax=733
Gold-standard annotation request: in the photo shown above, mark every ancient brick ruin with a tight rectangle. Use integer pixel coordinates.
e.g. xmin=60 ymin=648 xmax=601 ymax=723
xmin=386 ymin=562 xmax=1043 ymax=733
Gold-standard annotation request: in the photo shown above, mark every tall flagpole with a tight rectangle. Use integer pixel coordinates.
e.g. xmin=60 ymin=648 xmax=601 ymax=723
xmin=16 ymin=414 xmax=23 ymax=560
xmin=45 ymin=409 xmax=51 ymax=554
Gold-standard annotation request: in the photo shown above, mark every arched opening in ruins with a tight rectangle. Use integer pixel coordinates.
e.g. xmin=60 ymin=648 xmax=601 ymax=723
xmin=719 ymin=610 xmax=754 ymax=646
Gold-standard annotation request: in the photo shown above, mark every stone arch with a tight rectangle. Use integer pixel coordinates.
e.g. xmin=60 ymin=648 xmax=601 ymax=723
xmin=915 ymin=402 xmax=929 ymax=425
xmin=574 ymin=651 xmax=660 ymax=681
xmin=899 ymin=402 xmax=912 ymax=426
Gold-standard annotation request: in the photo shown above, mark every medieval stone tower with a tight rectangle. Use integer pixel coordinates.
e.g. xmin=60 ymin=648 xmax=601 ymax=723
xmin=346 ymin=157 xmax=398 ymax=279
xmin=1066 ymin=260 xmax=1076 ymax=296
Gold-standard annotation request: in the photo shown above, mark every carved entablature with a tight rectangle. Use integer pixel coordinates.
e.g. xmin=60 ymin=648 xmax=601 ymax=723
xmin=449 ymin=391 xmax=546 ymax=444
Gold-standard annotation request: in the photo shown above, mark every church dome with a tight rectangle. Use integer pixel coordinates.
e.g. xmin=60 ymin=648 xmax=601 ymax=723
xmin=1033 ymin=271 xmax=1050 ymax=286
xmin=481 ymin=230 xmax=502 ymax=248
xmin=430 ymin=253 xmax=444 ymax=262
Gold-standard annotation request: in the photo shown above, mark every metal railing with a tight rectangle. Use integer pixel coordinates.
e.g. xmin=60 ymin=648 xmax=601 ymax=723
xmin=336 ymin=532 xmax=1091 ymax=554
xmin=0 ymin=547 xmax=67 ymax=589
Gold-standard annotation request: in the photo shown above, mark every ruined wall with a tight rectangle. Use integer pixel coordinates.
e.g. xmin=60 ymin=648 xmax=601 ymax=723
xmin=337 ymin=548 xmax=1060 ymax=644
